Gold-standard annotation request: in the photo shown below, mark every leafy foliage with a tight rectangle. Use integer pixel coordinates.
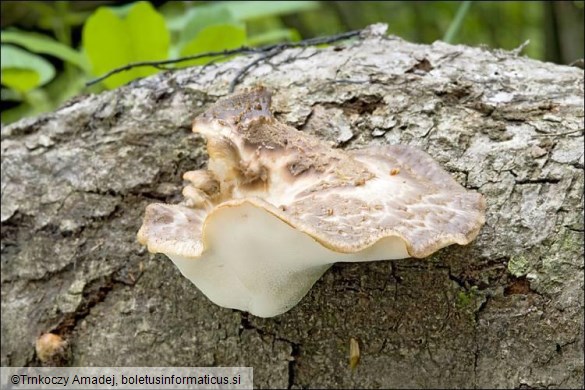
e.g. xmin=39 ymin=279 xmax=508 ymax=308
xmin=82 ymin=2 xmax=170 ymax=89
xmin=1 ymin=1 xmax=581 ymax=124
xmin=1 ymin=0 xmax=318 ymax=123
xmin=179 ymin=24 xmax=247 ymax=67
xmin=1 ymin=29 xmax=90 ymax=72
xmin=1 ymin=45 xmax=55 ymax=92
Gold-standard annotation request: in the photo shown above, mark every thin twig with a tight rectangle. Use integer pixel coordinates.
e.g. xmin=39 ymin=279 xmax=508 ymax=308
xmin=86 ymin=29 xmax=362 ymax=87
xmin=228 ymin=48 xmax=281 ymax=93
xmin=86 ymin=47 xmax=260 ymax=86
xmin=152 ymin=64 xmax=176 ymax=71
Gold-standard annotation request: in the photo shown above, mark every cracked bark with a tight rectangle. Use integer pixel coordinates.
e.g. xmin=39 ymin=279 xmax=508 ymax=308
xmin=1 ymin=25 xmax=583 ymax=389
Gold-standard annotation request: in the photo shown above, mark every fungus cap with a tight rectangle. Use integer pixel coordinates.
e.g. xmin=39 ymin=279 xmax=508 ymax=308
xmin=137 ymin=87 xmax=486 ymax=317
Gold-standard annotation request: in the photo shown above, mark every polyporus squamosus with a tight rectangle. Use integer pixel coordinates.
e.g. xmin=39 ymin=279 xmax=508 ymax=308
xmin=138 ymin=87 xmax=486 ymax=317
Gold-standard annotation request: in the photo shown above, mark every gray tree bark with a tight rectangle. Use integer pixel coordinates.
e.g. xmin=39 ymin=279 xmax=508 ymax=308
xmin=1 ymin=25 xmax=583 ymax=389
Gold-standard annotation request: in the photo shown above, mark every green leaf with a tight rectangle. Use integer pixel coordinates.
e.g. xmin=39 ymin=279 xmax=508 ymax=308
xmin=1 ymin=29 xmax=90 ymax=72
xmin=1 ymin=45 xmax=56 ymax=92
xmin=1 ymin=87 xmax=23 ymax=102
xmin=443 ymin=1 xmax=473 ymax=43
xmin=108 ymin=2 xmax=140 ymax=18
xmin=179 ymin=24 xmax=247 ymax=67
xmin=216 ymin=1 xmax=320 ymax=21
xmin=179 ymin=7 xmax=236 ymax=47
xmin=82 ymin=1 xmax=170 ymax=89
xmin=159 ymin=1 xmax=191 ymax=31
xmin=1 ymin=69 xmax=40 ymax=92
xmin=165 ymin=0 xmax=317 ymax=33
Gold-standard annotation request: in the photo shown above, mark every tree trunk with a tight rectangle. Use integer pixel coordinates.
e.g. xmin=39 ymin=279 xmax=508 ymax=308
xmin=1 ymin=25 xmax=583 ymax=389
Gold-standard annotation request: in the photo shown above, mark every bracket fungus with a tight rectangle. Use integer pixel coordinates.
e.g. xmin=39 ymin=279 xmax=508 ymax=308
xmin=138 ymin=87 xmax=486 ymax=318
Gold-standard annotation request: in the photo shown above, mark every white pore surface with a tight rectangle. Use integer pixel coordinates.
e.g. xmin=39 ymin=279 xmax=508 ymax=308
xmin=168 ymin=202 xmax=409 ymax=317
